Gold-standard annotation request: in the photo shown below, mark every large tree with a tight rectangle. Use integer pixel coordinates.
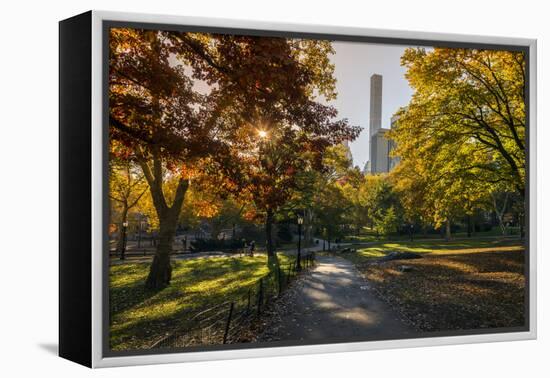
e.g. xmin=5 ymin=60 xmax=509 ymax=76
xmin=389 ymin=48 xmax=526 ymax=237
xmin=279 ymin=144 xmax=361 ymax=248
xmin=358 ymin=175 xmax=403 ymax=237
xmin=226 ymin=122 xmax=359 ymax=256
xmin=110 ymin=29 xmax=223 ymax=289
xmin=175 ymin=35 xmax=360 ymax=257
xmin=109 ymin=28 xmax=359 ymax=287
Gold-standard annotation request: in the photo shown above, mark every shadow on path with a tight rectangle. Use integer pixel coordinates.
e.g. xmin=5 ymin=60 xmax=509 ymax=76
xmin=262 ymin=255 xmax=414 ymax=342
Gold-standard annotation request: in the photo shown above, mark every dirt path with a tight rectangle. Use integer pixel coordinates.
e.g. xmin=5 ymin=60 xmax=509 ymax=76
xmin=261 ymin=255 xmax=413 ymax=342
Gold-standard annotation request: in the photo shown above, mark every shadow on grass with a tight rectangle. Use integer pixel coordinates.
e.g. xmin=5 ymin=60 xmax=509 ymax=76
xmin=109 ymin=252 xmax=297 ymax=351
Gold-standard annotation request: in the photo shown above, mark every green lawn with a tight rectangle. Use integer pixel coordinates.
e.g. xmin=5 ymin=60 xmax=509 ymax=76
xmin=341 ymin=238 xmax=524 ymax=265
xmin=110 ymin=253 xmax=294 ymax=351
xmin=341 ymin=227 xmax=520 ymax=243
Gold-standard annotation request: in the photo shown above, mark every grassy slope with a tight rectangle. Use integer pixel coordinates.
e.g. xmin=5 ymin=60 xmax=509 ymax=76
xmin=343 ymin=238 xmax=524 ymax=263
xmin=110 ymin=253 xmax=293 ymax=351
xmin=340 ymin=239 xmax=526 ymax=331
xmin=342 ymin=227 xmax=521 ymax=243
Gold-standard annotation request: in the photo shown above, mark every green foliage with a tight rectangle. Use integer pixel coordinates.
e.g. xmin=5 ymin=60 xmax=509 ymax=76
xmin=351 ymin=174 xmax=403 ymax=236
xmin=389 ymin=48 xmax=526 ymax=230
xmin=374 ymin=206 xmax=400 ymax=236
xmin=299 ymin=145 xmax=358 ymax=242
xmin=315 ymin=183 xmax=350 ymax=241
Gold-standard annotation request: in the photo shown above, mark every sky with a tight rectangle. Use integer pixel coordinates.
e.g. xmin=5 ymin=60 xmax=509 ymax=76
xmin=329 ymin=42 xmax=416 ymax=169
xmin=170 ymin=37 xmax=418 ymax=169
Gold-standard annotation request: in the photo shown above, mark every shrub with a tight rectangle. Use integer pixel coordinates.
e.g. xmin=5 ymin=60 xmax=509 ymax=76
xmin=277 ymin=223 xmax=293 ymax=243
xmin=189 ymin=238 xmax=246 ymax=253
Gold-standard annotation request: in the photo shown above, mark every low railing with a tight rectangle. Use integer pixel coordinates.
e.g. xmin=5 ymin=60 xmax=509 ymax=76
xmin=150 ymin=251 xmax=316 ymax=349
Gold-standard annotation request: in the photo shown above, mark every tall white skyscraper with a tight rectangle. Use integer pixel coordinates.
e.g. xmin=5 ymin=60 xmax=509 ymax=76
xmin=369 ymin=74 xmax=383 ymax=137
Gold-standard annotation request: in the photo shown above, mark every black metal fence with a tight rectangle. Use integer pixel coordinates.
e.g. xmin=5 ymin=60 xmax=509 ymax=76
xmin=150 ymin=252 xmax=316 ymax=349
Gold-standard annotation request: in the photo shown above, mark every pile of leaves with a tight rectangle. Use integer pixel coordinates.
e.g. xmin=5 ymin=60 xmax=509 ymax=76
xmin=256 ymin=272 xmax=312 ymax=342
xmin=358 ymin=249 xmax=526 ymax=332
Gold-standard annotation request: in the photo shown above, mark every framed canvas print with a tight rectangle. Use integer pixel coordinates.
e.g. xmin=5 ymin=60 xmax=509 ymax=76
xmin=59 ymin=10 xmax=537 ymax=368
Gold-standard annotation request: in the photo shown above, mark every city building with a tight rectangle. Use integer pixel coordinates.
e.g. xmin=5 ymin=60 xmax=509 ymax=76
xmin=389 ymin=114 xmax=401 ymax=171
xmin=365 ymin=74 xmax=399 ymax=174
xmin=342 ymin=140 xmax=353 ymax=162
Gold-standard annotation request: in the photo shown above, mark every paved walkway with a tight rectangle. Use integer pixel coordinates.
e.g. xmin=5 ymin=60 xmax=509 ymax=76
xmin=110 ymin=239 xmax=326 ymax=265
xmin=262 ymin=255 xmax=413 ymax=342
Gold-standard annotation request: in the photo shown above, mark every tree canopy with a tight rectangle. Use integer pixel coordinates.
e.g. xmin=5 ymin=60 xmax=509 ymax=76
xmin=389 ymin=47 xmax=526 ymax=232
xmin=109 ymin=27 xmax=359 ymax=287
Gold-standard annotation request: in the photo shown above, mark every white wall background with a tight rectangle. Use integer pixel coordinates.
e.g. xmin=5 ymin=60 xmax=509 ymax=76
xmin=0 ymin=0 xmax=547 ymax=376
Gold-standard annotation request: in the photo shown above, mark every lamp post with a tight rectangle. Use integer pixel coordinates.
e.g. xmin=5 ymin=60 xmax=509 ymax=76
xmin=296 ymin=216 xmax=303 ymax=271
xmin=120 ymin=220 xmax=129 ymax=260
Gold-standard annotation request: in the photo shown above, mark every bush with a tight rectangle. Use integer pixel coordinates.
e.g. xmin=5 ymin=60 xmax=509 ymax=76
xmin=189 ymin=238 xmax=246 ymax=253
xmin=236 ymin=224 xmax=265 ymax=243
xmin=474 ymin=223 xmax=493 ymax=232
xmin=277 ymin=223 xmax=293 ymax=243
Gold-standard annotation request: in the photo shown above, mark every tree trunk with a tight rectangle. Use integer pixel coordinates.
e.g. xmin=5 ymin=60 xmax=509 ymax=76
xmin=467 ymin=215 xmax=472 ymax=237
xmin=145 ymin=213 xmax=178 ymax=289
xmin=137 ymin=150 xmax=190 ymax=290
xmin=145 ymin=178 xmax=188 ymax=290
xmin=445 ymin=219 xmax=452 ymax=241
xmin=492 ymin=193 xmax=509 ymax=236
xmin=519 ymin=212 xmax=525 ymax=239
xmin=265 ymin=208 xmax=275 ymax=257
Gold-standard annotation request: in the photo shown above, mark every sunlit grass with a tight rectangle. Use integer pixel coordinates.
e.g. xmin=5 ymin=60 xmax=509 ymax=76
xmin=376 ymin=240 xmax=523 ymax=254
xmin=340 ymin=239 xmax=524 ymax=266
xmin=110 ymin=253 xmax=295 ymax=351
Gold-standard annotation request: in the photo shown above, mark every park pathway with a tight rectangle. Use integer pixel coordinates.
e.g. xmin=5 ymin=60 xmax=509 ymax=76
xmin=261 ymin=255 xmax=413 ymax=342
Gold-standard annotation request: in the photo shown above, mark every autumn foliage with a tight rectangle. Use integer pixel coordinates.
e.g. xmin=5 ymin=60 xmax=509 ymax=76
xmin=109 ymin=28 xmax=359 ymax=288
